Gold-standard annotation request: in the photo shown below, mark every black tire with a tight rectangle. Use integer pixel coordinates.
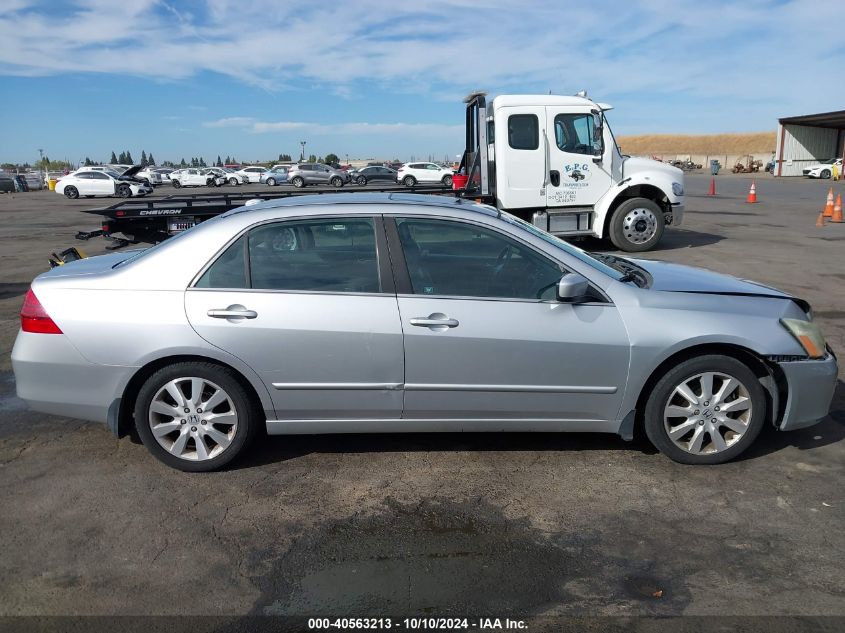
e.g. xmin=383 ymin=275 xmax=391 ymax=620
xmin=134 ymin=362 xmax=261 ymax=472
xmin=64 ymin=186 xmax=79 ymax=199
xmin=330 ymin=176 xmax=343 ymax=187
xmin=117 ymin=184 xmax=132 ymax=198
xmin=356 ymin=176 xmax=367 ymax=186
xmin=442 ymin=175 xmax=453 ymax=187
xmin=609 ymin=198 xmax=665 ymax=252
xmin=643 ymin=354 xmax=766 ymax=465
xmin=291 ymin=176 xmax=305 ymax=188
xmin=228 ymin=178 xmax=238 ymax=186
xmin=821 ymin=169 xmax=831 ymax=179
xmin=403 ymin=175 xmax=416 ymax=187
xmin=266 ymin=178 xmax=276 ymax=186
xmin=172 ymin=180 xmax=182 ymax=188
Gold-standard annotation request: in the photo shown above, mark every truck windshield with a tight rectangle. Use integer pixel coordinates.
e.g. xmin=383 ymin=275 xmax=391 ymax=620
xmin=499 ymin=212 xmax=626 ymax=281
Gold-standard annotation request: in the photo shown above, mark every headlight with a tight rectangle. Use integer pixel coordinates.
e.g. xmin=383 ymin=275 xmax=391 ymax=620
xmin=780 ymin=318 xmax=827 ymax=358
xmin=672 ymin=182 xmax=684 ymax=196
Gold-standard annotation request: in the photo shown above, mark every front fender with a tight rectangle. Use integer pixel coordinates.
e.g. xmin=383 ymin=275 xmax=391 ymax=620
xmin=594 ymin=175 xmax=683 ymax=238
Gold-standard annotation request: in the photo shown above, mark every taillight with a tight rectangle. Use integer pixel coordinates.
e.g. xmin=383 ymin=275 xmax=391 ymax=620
xmin=20 ymin=289 xmax=63 ymax=334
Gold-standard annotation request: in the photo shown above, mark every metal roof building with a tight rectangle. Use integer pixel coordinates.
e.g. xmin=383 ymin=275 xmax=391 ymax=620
xmin=773 ymin=109 xmax=845 ymax=177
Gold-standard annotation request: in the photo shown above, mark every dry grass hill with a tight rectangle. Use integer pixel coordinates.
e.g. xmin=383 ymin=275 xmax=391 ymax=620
xmin=617 ymin=132 xmax=776 ymax=156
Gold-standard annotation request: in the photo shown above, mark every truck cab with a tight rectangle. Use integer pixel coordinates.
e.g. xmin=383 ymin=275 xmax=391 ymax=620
xmin=459 ymin=93 xmax=685 ymax=252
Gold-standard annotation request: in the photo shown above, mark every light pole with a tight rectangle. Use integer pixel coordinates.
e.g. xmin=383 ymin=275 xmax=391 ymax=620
xmin=38 ymin=148 xmax=44 ymax=181
xmin=300 ymin=141 xmax=306 ymax=162
xmin=345 ymin=153 xmax=349 ymax=166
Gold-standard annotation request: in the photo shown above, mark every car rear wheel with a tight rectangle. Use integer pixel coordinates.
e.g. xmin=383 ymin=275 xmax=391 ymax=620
xmin=356 ymin=176 xmax=367 ymax=186
xmin=228 ymin=177 xmax=237 ymax=186
xmin=609 ymin=198 xmax=665 ymax=252
xmin=330 ymin=176 xmax=343 ymax=187
xmin=644 ymin=355 xmax=766 ymax=465
xmin=266 ymin=178 xmax=276 ymax=186
xmin=134 ymin=362 xmax=260 ymax=472
xmin=172 ymin=180 xmax=181 ymax=188
xmin=63 ymin=186 xmax=79 ymax=199
xmin=291 ymin=176 xmax=305 ymax=188
xmin=821 ymin=169 xmax=831 ymax=179
xmin=442 ymin=175 xmax=453 ymax=187
xmin=403 ymin=176 xmax=416 ymax=187
xmin=117 ymin=184 xmax=132 ymax=198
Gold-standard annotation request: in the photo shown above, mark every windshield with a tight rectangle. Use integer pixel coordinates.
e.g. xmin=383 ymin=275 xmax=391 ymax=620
xmin=104 ymin=170 xmax=121 ymax=178
xmin=499 ymin=212 xmax=626 ymax=281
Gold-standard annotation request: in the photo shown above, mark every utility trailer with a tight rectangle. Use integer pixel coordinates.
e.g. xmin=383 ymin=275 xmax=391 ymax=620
xmin=458 ymin=92 xmax=686 ymax=252
xmin=76 ymin=184 xmax=454 ymax=249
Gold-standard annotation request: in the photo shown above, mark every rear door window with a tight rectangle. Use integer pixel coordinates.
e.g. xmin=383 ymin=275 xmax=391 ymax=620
xmin=508 ymin=114 xmax=539 ymax=150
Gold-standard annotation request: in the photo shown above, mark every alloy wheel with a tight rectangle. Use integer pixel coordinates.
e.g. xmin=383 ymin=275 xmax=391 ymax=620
xmin=663 ymin=371 xmax=752 ymax=455
xmin=148 ymin=377 xmax=239 ymax=462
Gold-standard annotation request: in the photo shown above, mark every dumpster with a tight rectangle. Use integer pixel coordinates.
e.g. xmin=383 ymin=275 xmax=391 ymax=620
xmin=710 ymin=160 xmax=721 ymax=176
xmin=48 ymin=178 xmax=58 ymax=191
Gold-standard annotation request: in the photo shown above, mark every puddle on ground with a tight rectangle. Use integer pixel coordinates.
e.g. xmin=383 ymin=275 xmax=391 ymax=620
xmin=248 ymin=497 xmax=690 ymax=616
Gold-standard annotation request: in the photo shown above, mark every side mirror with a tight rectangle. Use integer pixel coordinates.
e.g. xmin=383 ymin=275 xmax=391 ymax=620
xmin=557 ymin=272 xmax=591 ymax=303
xmin=592 ymin=111 xmax=605 ymax=162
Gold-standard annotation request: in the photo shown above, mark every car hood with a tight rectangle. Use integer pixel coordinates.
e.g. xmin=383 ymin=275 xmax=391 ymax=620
xmin=622 ymin=156 xmax=683 ymax=180
xmin=630 ymin=258 xmax=794 ymax=299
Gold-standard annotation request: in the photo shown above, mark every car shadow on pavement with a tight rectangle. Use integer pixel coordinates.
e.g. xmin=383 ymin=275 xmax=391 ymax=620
xmin=235 ymin=380 xmax=845 ymax=470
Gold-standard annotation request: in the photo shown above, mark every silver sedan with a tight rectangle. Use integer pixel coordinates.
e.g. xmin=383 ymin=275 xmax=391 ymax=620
xmin=12 ymin=194 xmax=837 ymax=471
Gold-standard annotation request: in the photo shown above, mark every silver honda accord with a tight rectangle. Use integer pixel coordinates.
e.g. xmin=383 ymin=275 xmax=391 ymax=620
xmin=11 ymin=194 xmax=837 ymax=471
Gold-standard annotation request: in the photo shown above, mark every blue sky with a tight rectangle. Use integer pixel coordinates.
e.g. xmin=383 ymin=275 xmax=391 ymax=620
xmin=1 ymin=0 xmax=841 ymax=165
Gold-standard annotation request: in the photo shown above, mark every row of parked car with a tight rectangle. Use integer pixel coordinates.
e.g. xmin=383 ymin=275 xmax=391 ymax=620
xmin=50 ymin=161 xmax=459 ymax=199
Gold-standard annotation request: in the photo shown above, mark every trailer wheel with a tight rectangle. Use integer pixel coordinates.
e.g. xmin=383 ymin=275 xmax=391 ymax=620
xmin=117 ymin=184 xmax=132 ymax=198
xmin=64 ymin=186 xmax=79 ymax=199
xmin=403 ymin=176 xmax=416 ymax=187
xmin=291 ymin=176 xmax=305 ymax=188
xmin=172 ymin=180 xmax=182 ymax=188
xmin=609 ymin=198 xmax=665 ymax=252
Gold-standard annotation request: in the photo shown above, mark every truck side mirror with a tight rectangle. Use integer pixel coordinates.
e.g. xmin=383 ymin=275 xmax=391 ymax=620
xmin=592 ymin=111 xmax=605 ymax=163
xmin=557 ymin=272 xmax=591 ymax=303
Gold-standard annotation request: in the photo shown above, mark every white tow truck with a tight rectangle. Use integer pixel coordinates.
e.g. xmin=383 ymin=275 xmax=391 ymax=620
xmin=458 ymin=92 xmax=685 ymax=252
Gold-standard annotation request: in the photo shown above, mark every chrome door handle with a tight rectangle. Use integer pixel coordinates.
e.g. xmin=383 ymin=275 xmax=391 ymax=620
xmin=410 ymin=315 xmax=459 ymax=328
xmin=208 ymin=307 xmax=257 ymax=319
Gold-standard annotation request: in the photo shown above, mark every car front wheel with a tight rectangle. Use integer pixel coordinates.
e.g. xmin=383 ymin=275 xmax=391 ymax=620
xmin=644 ymin=354 xmax=766 ymax=465
xmin=821 ymin=169 xmax=831 ymax=179
xmin=134 ymin=362 xmax=260 ymax=472
xmin=172 ymin=180 xmax=181 ymax=188
xmin=117 ymin=184 xmax=132 ymax=198
xmin=291 ymin=176 xmax=305 ymax=188
xmin=356 ymin=176 xmax=367 ymax=186
xmin=63 ymin=186 xmax=79 ymax=199
xmin=330 ymin=176 xmax=343 ymax=187
xmin=266 ymin=178 xmax=276 ymax=186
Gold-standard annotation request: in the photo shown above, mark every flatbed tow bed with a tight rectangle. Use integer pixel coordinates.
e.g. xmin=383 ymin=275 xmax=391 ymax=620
xmin=77 ymin=184 xmax=455 ymax=248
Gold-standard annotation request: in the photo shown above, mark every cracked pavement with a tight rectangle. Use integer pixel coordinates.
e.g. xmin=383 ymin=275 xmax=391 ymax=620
xmin=0 ymin=175 xmax=843 ymax=619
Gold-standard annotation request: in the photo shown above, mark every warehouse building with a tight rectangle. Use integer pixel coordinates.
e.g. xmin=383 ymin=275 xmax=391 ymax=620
xmin=773 ymin=109 xmax=845 ymax=177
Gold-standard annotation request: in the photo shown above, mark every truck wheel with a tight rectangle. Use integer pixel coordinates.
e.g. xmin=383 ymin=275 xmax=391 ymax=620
xmin=609 ymin=198 xmax=665 ymax=252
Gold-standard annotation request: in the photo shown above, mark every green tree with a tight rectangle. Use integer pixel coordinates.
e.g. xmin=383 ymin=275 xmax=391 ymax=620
xmin=180 ymin=158 xmax=187 ymax=167
xmin=83 ymin=157 xmax=93 ymax=166
xmin=125 ymin=151 xmax=134 ymax=164
xmin=117 ymin=151 xmax=126 ymax=164
xmin=278 ymin=153 xmax=292 ymax=162
xmin=324 ymin=153 xmax=339 ymax=165
xmin=140 ymin=150 xmax=147 ymax=167
xmin=147 ymin=153 xmax=156 ymax=166
xmin=308 ymin=154 xmax=317 ymax=163
xmin=225 ymin=155 xmax=231 ymax=164
xmin=110 ymin=151 xmax=118 ymax=164
xmin=216 ymin=155 xmax=222 ymax=167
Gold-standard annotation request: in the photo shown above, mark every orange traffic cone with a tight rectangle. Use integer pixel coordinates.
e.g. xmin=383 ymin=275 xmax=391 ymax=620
xmin=832 ymin=194 xmax=843 ymax=223
xmin=745 ymin=180 xmax=758 ymax=203
xmin=823 ymin=188 xmax=834 ymax=218
xmin=707 ymin=177 xmax=716 ymax=196
xmin=816 ymin=212 xmax=825 ymax=227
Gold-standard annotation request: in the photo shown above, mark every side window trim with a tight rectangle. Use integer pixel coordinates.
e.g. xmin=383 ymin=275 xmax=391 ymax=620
xmin=385 ymin=214 xmax=566 ymax=302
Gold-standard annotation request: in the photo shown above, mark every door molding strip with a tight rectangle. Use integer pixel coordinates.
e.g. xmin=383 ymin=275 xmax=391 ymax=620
xmin=272 ymin=382 xmax=616 ymax=394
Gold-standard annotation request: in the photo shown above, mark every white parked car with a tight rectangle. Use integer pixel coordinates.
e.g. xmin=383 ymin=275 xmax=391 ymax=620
xmin=234 ymin=166 xmax=267 ymax=183
xmin=55 ymin=169 xmax=152 ymax=199
xmin=203 ymin=167 xmax=248 ymax=186
xmin=169 ymin=168 xmax=215 ymax=188
xmin=397 ymin=162 xmax=454 ymax=187
xmin=803 ymin=158 xmax=842 ymax=179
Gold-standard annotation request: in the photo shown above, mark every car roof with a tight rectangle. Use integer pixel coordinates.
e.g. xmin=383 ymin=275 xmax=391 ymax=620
xmin=223 ymin=192 xmax=498 ymax=218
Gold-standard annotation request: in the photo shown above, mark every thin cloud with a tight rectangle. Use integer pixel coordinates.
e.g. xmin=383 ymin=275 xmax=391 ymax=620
xmin=205 ymin=118 xmax=463 ymax=136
